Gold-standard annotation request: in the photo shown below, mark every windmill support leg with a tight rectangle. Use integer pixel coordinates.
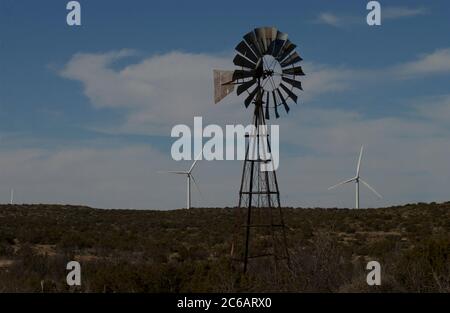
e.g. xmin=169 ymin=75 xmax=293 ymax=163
xmin=243 ymin=159 xmax=255 ymax=273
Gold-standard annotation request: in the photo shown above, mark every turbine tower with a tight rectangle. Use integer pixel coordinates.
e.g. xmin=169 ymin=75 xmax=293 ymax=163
xmin=159 ymin=152 xmax=202 ymax=209
xmin=328 ymin=145 xmax=382 ymax=209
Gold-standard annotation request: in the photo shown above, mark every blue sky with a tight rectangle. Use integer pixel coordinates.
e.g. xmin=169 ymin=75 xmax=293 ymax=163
xmin=1 ymin=0 xmax=450 ymax=208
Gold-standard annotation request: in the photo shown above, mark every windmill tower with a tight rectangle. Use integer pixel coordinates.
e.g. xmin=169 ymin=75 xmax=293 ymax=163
xmin=214 ymin=27 xmax=305 ymax=273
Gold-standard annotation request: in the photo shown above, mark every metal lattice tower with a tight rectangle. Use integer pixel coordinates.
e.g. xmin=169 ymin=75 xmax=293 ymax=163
xmin=232 ymin=83 xmax=290 ymax=273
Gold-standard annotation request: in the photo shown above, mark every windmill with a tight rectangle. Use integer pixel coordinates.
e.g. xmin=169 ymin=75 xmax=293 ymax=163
xmin=328 ymin=145 xmax=382 ymax=209
xmin=214 ymin=27 xmax=305 ymax=272
xmin=159 ymin=151 xmax=202 ymax=209
xmin=10 ymin=188 xmax=14 ymax=205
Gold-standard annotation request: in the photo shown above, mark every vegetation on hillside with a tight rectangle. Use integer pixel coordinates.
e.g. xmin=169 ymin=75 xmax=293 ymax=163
xmin=0 ymin=203 xmax=448 ymax=292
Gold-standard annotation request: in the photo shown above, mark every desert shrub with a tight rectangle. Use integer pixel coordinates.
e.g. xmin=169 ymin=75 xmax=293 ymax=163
xmin=394 ymin=235 xmax=450 ymax=292
xmin=0 ymin=204 xmax=448 ymax=292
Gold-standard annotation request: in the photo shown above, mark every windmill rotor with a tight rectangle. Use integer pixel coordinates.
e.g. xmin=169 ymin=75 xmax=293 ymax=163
xmin=215 ymin=27 xmax=305 ymax=119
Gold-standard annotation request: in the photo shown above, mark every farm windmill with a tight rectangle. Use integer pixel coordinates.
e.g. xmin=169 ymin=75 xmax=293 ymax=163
xmin=214 ymin=27 xmax=304 ymax=272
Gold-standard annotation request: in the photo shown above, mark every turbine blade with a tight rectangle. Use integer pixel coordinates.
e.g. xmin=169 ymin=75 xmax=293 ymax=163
xmin=328 ymin=177 xmax=357 ymax=190
xmin=357 ymin=145 xmax=364 ymax=176
xmin=190 ymin=175 xmax=204 ymax=200
xmin=188 ymin=150 xmax=203 ymax=173
xmin=360 ymin=179 xmax=382 ymax=198
xmin=157 ymin=171 xmax=187 ymax=175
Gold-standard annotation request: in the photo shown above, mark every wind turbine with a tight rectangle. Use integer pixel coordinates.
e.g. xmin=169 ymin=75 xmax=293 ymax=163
xmin=159 ymin=151 xmax=202 ymax=209
xmin=328 ymin=145 xmax=382 ymax=209
xmin=10 ymin=188 xmax=14 ymax=205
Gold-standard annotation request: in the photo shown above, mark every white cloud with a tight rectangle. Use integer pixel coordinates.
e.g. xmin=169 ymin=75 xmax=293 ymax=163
xmin=61 ymin=50 xmax=246 ymax=135
xmin=315 ymin=6 xmax=428 ymax=28
xmin=315 ymin=12 xmax=343 ymax=27
xmin=301 ymin=62 xmax=359 ymax=99
xmin=414 ymin=94 xmax=450 ymax=123
xmin=3 ymin=96 xmax=450 ymax=209
xmin=60 ymin=49 xmax=138 ymax=108
xmin=383 ymin=7 xmax=428 ymax=19
xmin=394 ymin=48 xmax=450 ymax=78
xmin=0 ymin=144 xmax=201 ymax=209
xmin=52 ymin=49 xmax=450 ymax=208
xmin=61 ymin=50 xmax=366 ymax=135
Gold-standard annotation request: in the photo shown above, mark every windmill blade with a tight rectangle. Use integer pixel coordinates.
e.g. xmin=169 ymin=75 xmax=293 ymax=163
xmin=213 ymin=70 xmax=235 ymax=104
xmin=279 ymin=83 xmax=298 ymax=103
xmin=263 ymin=27 xmax=278 ymax=53
xmin=276 ymin=40 xmax=296 ymax=62
xmin=232 ymin=69 xmax=255 ymax=81
xmin=233 ymin=54 xmax=257 ymax=70
xmin=280 ymin=51 xmax=303 ymax=68
xmin=276 ymin=88 xmax=290 ymax=113
xmin=269 ymin=31 xmax=288 ymax=57
xmin=244 ymin=86 xmax=259 ymax=107
xmin=328 ymin=177 xmax=357 ymax=190
xmin=157 ymin=170 xmax=187 ymax=175
xmin=272 ymin=91 xmax=280 ymax=118
xmin=282 ymin=76 xmax=303 ymax=90
xmin=255 ymin=27 xmax=268 ymax=53
xmin=243 ymin=30 xmax=262 ymax=57
xmin=282 ymin=66 xmax=305 ymax=76
xmin=268 ymin=39 xmax=283 ymax=57
xmin=360 ymin=179 xmax=382 ymax=198
xmin=190 ymin=174 xmax=204 ymax=200
xmin=265 ymin=91 xmax=270 ymax=120
xmin=237 ymin=78 xmax=256 ymax=95
xmin=276 ymin=30 xmax=288 ymax=42
xmin=235 ymin=40 xmax=258 ymax=64
xmin=356 ymin=145 xmax=364 ymax=176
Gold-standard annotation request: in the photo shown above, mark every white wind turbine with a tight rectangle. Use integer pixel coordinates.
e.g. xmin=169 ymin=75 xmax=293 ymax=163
xmin=159 ymin=151 xmax=203 ymax=209
xmin=328 ymin=145 xmax=382 ymax=209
